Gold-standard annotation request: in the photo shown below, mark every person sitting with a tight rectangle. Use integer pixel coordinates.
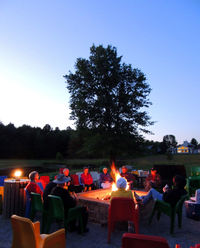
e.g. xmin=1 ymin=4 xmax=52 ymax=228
xmin=110 ymin=177 xmax=134 ymax=202
xmin=134 ymin=174 xmax=188 ymax=207
xmin=120 ymin=166 xmax=135 ymax=190
xmin=143 ymin=168 xmax=161 ymax=192
xmin=100 ymin=167 xmax=113 ymax=188
xmin=50 ymin=174 xmax=89 ymax=234
xmin=43 ymin=181 xmax=57 ymax=209
xmin=25 ymin=171 xmax=43 ymax=196
xmin=81 ymin=167 xmax=96 ymax=191
xmin=63 ymin=168 xmax=83 ymax=193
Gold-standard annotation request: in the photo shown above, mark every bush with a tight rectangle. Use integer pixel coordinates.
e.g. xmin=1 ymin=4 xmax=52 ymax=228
xmin=56 ymin=152 xmax=64 ymax=161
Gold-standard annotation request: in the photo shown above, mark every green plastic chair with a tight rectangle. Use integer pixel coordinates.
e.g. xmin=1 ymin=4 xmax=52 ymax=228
xmin=148 ymin=194 xmax=189 ymax=234
xmin=50 ymin=172 xmax=58 ymax=181
xmin=30 ymin=193 xmax=48 ymax=233
xmin=45 ymin=195 xmax=84 ymax=236
xmin=187 ymin=167 xmax=200 ymax=196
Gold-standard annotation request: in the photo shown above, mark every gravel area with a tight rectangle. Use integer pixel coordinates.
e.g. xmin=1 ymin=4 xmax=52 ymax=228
xmin=0 ymin=204 xmax=200 ymax=248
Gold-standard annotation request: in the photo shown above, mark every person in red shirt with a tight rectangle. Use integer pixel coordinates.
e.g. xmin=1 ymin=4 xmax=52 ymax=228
xmin=81 ymin=167 xmax=96 ymax=191
xmin=143 ymin=168 xmax=161 ymax=192
xmin=25 ymin=171 xmax=43 ymax=196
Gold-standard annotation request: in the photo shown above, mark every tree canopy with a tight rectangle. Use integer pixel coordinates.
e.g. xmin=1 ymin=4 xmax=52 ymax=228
xmin=64 ymin=44 xmax=154 ymax=163
xmin=162 ymin=134 xmax=178 ymax=153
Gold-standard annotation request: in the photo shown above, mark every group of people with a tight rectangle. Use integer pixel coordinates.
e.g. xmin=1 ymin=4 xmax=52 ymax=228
xmin=100 ymin=165 xmax=135 ymax=189
xmin=25 ymin=166 xmax=188 ymax=235
xmin=25 ymin=170 xmax=89 ymax=234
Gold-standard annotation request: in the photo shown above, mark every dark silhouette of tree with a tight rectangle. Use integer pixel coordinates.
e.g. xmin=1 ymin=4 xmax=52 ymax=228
xmin=161 ymin=134 xmax=177 ymax=153
xmin=190 ymin=138 xmax=198 ymax=146
xmin=64 ymin=44 xmax=154 ymax=164
xmin=0 ymin=123 xmax=71 ymax=159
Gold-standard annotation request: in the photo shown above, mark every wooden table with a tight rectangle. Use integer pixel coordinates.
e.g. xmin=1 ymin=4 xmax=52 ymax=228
xmin=3 ymin=179 xmax=30 ymax=219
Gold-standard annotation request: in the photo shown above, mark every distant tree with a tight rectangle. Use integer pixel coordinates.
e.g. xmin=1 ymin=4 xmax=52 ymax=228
xmin=190 ymin=138 xmax=198 ymax=146
xmin=56 ymin=152 xmax=64 ymax=161
xmin=161 ymin=135 xmax=177 ymax=153
xmin=64 ymin=44 xmax=154 ymax=163
xmin=166 ymin=149 xmax=173 ymax=161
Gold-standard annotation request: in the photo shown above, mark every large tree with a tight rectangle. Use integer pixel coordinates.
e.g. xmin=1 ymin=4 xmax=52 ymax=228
xmin=162 ymin=134 xmax=178 ymax=153
xmin=64 ymin=44 xmax=154 ymax=163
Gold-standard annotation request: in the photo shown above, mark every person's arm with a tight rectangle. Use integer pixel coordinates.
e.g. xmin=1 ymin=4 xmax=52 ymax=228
xmin=155 ymin=174 xmax=161 ymax=185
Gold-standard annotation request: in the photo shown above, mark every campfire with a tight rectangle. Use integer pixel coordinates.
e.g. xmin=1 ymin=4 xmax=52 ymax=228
xmin=97 ymin=162 xmax=130 ymax=201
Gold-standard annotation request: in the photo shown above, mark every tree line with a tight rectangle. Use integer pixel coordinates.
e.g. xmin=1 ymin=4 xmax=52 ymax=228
xmin=0 ymin=122 xmax=198 ymax=160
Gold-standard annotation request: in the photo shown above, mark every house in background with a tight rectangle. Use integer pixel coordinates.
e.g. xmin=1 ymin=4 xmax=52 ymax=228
xmin=168 ymin=141 xmax=200 ymax=154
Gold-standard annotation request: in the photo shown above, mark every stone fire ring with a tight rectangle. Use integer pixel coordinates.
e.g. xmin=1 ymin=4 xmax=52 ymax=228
xmin=77 ymin=188 xmax=154 ymax=225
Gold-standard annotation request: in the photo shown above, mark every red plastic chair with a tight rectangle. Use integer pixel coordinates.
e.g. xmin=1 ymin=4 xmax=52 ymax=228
xmin=70 ymin=174 xmax=80 ymax=186
xmin=37 ymin=179 xmax=45 ymax=190
xmin=40 ymin=176 xmax=50 ymax=187
xmin=59 ymin=168 xmax=65 ymax=174
xmin=108 ymin=197 xmax=139 ymax=243
xmin=122 ymin=233 xmax=170 ymax=248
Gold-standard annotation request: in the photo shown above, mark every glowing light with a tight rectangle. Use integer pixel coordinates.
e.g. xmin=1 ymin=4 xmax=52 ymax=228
xmin=14 ymin=170 xmax=22 ymax=181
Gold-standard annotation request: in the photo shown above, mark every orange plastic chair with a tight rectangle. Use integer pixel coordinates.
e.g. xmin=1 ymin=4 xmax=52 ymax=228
xmin=40 ymin=176 xmax=50 ymax=187
xmin=121 ymin=233 xmax=170 ymax=248
xmin=71 ymin=174 xmax=80 ymax=186
xmin=11 ymin=214 xmax=65 ymax=248
xmin=108 ymin=197 xmax=139 ymax=243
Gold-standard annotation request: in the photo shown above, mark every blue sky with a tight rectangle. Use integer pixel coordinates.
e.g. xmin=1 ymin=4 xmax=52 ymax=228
xmin=0 ymin=0 xmax=200 ymax=144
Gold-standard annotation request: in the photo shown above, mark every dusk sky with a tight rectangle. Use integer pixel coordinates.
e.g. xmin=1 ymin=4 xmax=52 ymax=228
xmin=0 ymin=1 xmax=200 ymax=144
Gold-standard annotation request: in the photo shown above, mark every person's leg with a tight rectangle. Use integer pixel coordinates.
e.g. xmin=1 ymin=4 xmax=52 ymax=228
xmin=91 ymin=183 xmax=96 ymax=190
xmin=77 ymin=205 xmax=89 ymax=234
xmin=142 ymin=188 xmax=163 ymax=205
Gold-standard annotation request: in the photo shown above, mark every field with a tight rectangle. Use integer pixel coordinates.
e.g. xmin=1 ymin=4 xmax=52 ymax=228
xmin=0 ymin=153 xmax=200 ymax=177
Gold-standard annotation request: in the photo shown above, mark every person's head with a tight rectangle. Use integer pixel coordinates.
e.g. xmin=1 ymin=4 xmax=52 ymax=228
xmin=122 ymin=166 xmax=127 ymax=174
xmin=84 ymin=167 xmax=89 ymax=174
xmin=151 ymin=168 xmax=157 ymax=176
xmin=63 ymin=168 xmax=69 ymax=177
xmin=103 ymin=167 xmax=108 ymax=174
xmin=173 ymin=175 xmax=186 ymax=189
xmin=116 ymin=177 xmax=127 ymax=189
xmin=53 ymin=174 xmax=71 ymax=187
xmin=29 ymin=171 xmax=39 ymax=181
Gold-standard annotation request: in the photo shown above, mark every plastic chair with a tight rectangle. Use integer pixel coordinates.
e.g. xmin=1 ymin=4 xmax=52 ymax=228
xmin=37 ymin=179 xmax=45 ymax=190
xmin=176 ymin=245 xmax=200 ymax=248
xmin=0 ymin=175 xmax=8 ymax=202
xmin=40 ymin=176 xmax=50 ymax=187
xmin=108 ymin=197 xmax=139 ymax=243
xmin=187 ymin=167 xmax=200 ymax=196
xmin=149 ymin=194 xmax=189 ymax=234
xmin=59 ymin=168 xmax=65 ymax=174
xmin=90 ymin=171 xmax=99 ymax=183
xmin=71 ymin=174 xmax=80 ymax=186
xmin=50 ymin=172 xmax=58 ymax=181
xmin=30 ymin=193 xmax=48 ymax=233
xmin=76 ymin=172 xmax=84 ymax=186
xmin=45 ymin=195 xmax=84 ymax=236
xmin=121 ymin=233 xmax=170 ymax=248
xmin=24 ymin=188 xmax=32 ymax=218
xmin=11 ymin=214 xmax=65 ymax=248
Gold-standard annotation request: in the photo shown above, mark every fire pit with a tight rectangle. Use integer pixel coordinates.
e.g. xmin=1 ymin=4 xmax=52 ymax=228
xmin=77 ymin=188 xmax=153 ymax=225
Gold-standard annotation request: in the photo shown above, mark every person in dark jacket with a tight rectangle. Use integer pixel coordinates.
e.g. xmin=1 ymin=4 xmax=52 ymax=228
xmin=100 ymin=167 xmax=113 ymax=188
xmin=43 ymin=181 xmax=57 ymax=209
xmin=50 ymin=174 xmax=89 ymax=234
xmin=134 ymin=174 xmax=188 ymax=207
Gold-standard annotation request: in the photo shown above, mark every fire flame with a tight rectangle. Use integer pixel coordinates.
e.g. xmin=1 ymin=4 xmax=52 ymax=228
xmin=111 ymin=162 xmax=129 ymax=191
